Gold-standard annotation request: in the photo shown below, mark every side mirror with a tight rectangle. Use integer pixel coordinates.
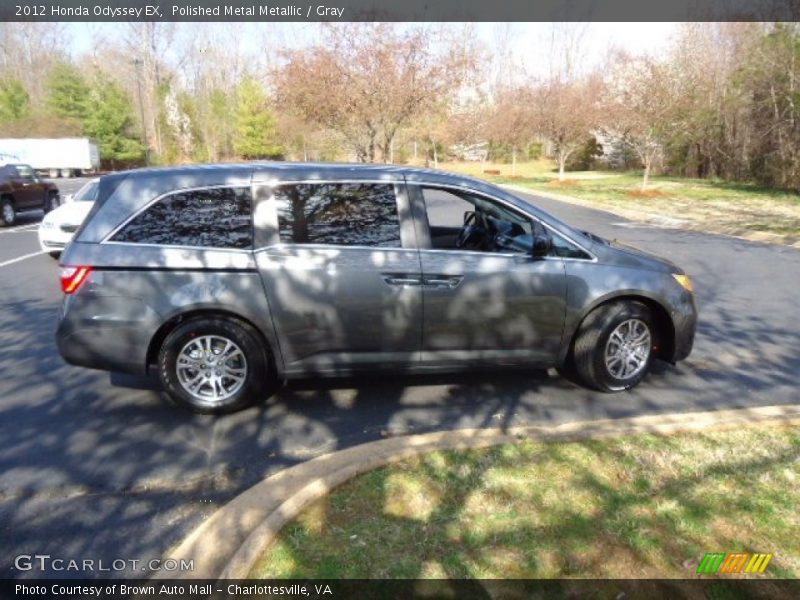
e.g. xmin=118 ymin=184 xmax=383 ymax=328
xmin=63 ymin=193 xmax=74 ymax=203
xmin=532 ymin=234 xmax=552 ymax=259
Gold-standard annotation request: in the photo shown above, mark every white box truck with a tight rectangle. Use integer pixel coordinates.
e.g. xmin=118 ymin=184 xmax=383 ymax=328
xmin=0 ymin=138 xmax=100 ymax=178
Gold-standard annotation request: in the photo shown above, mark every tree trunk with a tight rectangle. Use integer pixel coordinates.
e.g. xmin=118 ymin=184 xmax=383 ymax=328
xmin=512 ymin=147 xmax=517 ymax=177
xmin=641 ymin=157 xmax=651 ymax=191
xmin=367 ymin=138 xmax=375 ymax=163
xmin=558 ymin=154 xmax=566 ymax=180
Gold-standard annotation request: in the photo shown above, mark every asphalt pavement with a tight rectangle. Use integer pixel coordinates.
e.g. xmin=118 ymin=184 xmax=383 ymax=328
xmin=1 ymin=177 xmax=798 ymax=579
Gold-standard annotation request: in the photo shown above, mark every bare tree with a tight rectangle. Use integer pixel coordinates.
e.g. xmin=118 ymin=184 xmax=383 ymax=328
xmin=546 ymin=22 xmax=589 ymax=83
xmin=534 ymin=76 xmax=601 ymax=180
xmin=604 ymin=55 xmax=683 ymax=190
xmin=0 ymin=23 xmax=66 ymax=106
xmin=276 ymin=23 xmax=471 ymax=163
xmin=180 ymin=23 xmax=249 ymax=161
xmin=119 ymin=23 xmax=176 ymax=159
xmin=484 ymin=85 xmax=536 ymax=176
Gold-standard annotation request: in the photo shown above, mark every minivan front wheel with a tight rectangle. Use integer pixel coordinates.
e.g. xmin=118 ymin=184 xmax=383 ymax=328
xmin=158 ymin=317 xmax=270 ymax=414
xmin=572 ymin=301 xmax=655 ymax=392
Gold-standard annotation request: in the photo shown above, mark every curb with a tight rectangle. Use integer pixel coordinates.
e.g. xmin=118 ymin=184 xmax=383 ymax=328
xmin=156 ymin=404 xmax=800 ymax=580
xmin=500 ymin=183 xmax=800 ymax=249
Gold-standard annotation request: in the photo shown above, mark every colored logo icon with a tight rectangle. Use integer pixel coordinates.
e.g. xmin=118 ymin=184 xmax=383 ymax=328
xmin=696 ymin=553 xmax=773 ymax=574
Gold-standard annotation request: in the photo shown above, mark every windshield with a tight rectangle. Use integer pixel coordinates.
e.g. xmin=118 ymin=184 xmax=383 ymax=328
xmin=75 ymin=181 xmax=99 ymax=202
xmin=16 ymin=165 xmax=36 ymax=179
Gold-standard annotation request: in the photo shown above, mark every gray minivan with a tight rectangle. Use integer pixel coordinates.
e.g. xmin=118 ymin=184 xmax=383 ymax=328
xmin=56 ymin=163 xmax=696 ymax=413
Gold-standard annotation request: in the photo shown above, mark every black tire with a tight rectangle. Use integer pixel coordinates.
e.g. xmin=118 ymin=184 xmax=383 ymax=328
xmin=1 ymin=198 xmax=16 ymax=226
xmin=44 ymin=192 xmax=59 ymax=213
xmin=572 ymin=301 xmax=655 ymax=392
xmin=158 ymin=317 xmax=272 ymax=414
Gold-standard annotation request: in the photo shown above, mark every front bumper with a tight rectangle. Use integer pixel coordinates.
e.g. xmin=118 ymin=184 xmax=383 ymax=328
xmin=38 ymin=227 xmax=72 ymax=252
xmin=669 ymin=292 xmax=697 ymax=362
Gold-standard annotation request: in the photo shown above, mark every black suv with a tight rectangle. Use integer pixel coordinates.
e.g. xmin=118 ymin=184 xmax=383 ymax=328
xmin=0 ymin=163 xmax=60 ymax=226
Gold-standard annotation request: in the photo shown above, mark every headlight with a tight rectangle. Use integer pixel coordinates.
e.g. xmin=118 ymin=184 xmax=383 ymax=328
xmin=672 ymin=273 xmax=693 ymax=293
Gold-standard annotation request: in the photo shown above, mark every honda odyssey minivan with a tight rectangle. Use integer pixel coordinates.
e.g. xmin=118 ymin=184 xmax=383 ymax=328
xmin=56 ymin=163 xmax=696 ymax=413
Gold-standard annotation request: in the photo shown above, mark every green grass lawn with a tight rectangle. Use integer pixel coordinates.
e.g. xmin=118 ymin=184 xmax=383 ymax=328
xmin=251 ymin=422 xmax=800 ymax=579
xmin=439 ymin=160 xmax=800 ymax=238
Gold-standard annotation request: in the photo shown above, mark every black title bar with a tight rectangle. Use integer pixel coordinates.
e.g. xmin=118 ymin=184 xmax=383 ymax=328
xmin=1 ymin=0 xmax=799 ymax=22
xmin=3 ymin=579 xmax=800 ymax=599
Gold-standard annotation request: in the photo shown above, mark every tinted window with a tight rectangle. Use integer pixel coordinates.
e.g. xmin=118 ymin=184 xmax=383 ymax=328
xmin=275 ymin=183 xmax=400 ymax=247
xmin=112 ymin=187 xmax=252 ymax=249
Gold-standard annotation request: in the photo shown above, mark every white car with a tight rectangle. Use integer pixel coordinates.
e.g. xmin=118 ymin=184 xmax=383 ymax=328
xmin=38 ymin=178 xmax=99 ymax=256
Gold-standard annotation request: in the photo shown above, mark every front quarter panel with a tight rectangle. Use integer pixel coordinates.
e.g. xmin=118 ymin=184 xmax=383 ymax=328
xmin=561 ymin=260 xmax=696 ymax=363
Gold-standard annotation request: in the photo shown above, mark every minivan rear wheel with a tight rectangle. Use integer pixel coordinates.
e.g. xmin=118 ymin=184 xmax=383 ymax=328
xmin=572 ymin=301 xmax=655 ymax=392
xmin=158 ymin=317 xmax=270 ymax=414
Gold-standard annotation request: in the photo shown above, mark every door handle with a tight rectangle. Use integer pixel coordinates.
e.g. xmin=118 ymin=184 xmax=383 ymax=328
xmin=382 ymin=274 xmax=422 ymax=287
xmin=423 ymin=275 xmax=463 ymax=289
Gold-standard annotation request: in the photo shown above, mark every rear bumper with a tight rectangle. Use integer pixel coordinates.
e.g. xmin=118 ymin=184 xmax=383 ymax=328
xmin=55 ymin=293 xmax=159 ymax=376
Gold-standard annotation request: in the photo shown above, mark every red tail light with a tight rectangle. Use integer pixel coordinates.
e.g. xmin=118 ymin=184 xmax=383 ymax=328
xmin=60 ymin=266 xmax=92 ymax=294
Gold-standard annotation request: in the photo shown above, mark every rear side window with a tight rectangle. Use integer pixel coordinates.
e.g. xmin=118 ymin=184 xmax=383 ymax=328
xmin=275 ymin=183 xmax=400 ymax=247
xmin=112 ymin=186 xmax=253 ymax=249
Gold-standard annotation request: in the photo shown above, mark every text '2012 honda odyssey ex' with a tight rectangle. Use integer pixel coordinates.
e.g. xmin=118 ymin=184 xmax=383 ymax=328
xmin=56 ymin=163 xmax=696 ymax=413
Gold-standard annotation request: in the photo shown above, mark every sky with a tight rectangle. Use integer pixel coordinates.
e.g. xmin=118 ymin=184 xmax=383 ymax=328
xmin=61 ymin=21 xmax=679 ymax=77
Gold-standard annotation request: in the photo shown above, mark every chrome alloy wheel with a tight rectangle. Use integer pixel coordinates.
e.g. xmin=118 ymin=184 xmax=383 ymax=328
xmin=176 ymin=335 xmax=247 ymax=404
xmin=604 ymin=318 xmax=652 ymax=380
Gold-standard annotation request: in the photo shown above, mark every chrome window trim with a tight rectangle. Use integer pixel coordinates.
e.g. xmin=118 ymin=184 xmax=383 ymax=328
xmin=415 ymin=247 xmax=594 ymax=263
xmin=259 ymin=178 xmax=403 ymax=186
xmin=101 ymin=183 xmax=255 ymax=246
xmin=413 ymin=181 xmax=598 ymax=262
xmin=254 ymin=243 xmax=409 ymax=254
xmin=254 ymin=244 xmax=589 ymax=263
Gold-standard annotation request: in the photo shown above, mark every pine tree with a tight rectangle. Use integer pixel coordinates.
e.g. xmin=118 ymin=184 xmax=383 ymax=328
xmin=0 ymin=78 xmax=31 ymax=122
xmin=83 ymin=76 xmax=144 ymax=166
xmin=46 ymin=63 xmax=91 ymax=124
xmin=233 ymin=76 xmax=283 ymax=160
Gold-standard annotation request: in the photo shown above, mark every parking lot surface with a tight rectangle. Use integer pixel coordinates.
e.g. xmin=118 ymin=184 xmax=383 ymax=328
xmin=1 ymin=177 xmax=798 ymax=578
